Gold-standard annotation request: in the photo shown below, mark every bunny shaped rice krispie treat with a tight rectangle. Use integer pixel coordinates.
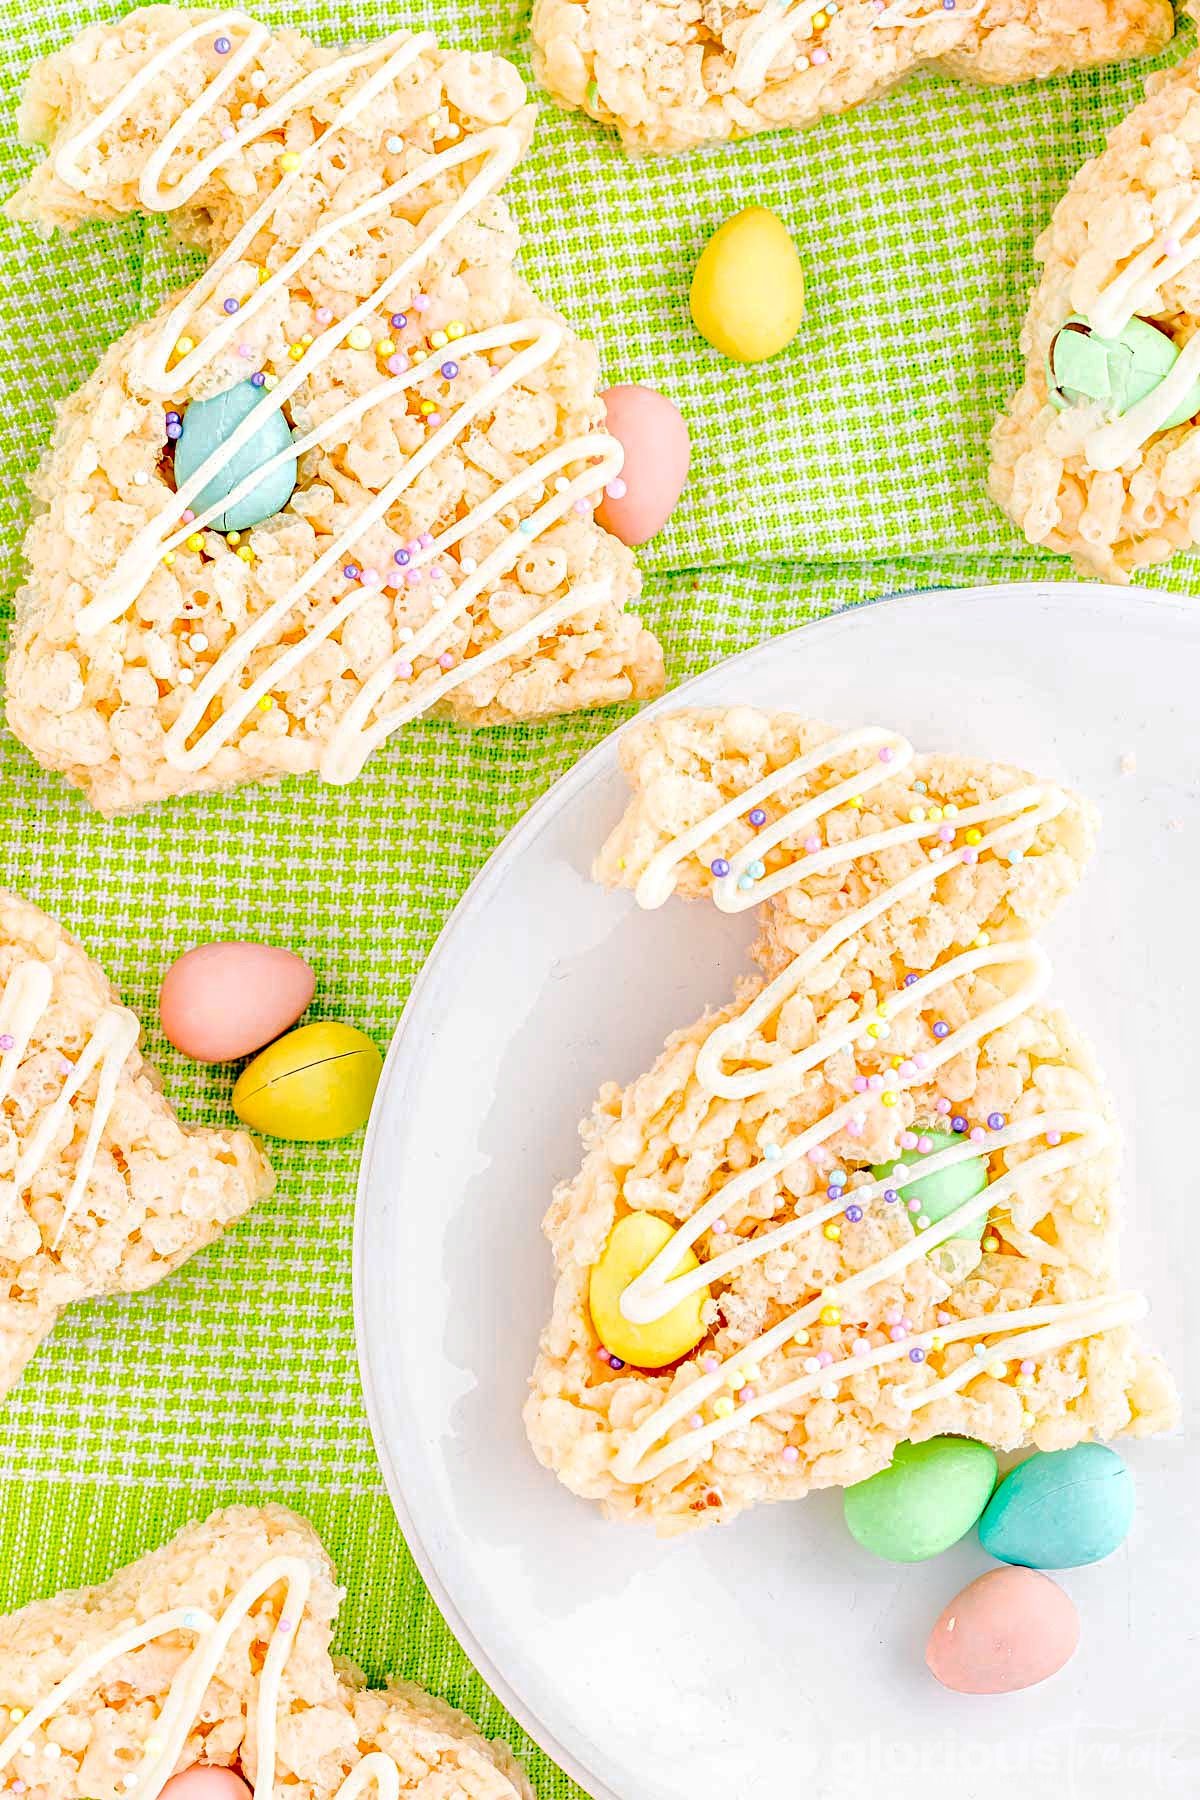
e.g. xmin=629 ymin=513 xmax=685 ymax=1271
xmin=5 ymin=7 xmax=663 ymax=816
xmin=0 ymin=1504 xmax=533 ymax=1799
xmin=531 ymin=0 xmax=1173 ymax=158
xmin=525 ymin=710 xmax=1178 ymax=1532
xmin=0 ymin=888 xmax=273 ymax=1403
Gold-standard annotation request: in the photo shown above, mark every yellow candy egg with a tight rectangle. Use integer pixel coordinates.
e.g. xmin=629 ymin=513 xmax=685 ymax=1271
xmin=232 ymin=1020 xmax=382 ymax=1140
xmin=689 ymin=207 xmax=806 ymax=364
xmin=588 ymin=1212 xmax=710 ymax=1369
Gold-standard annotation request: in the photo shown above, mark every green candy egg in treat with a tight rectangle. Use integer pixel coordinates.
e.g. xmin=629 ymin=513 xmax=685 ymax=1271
xmin=1047 ymin=315 xmax=1200 ymax=428
xmin=872 ymin=1129 xmax=988 ymax=1238
xmin=843 ymin=1437 xmax=998 ymax=1562
xmin=232 ymin=1020 xmax=381 ymax=1140
xmin=174 ymin=378 xmax=298 ymax=532
xmin=979 ymin=1443 xmax=1134 ymax=1570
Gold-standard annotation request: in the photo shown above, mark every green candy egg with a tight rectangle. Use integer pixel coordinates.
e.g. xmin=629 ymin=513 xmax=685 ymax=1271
xmin=232 ymin=1020 xmax=381 ymax=1140
xmin=871 ymin=1129 xmax=988 ymax=1241
xmin=844 ymin=1437 xmax=998 ymax=1562
xmin=979 ymin=1443 xmax=1134 ymax=1570
xmin=174 ymin=378 xmax=297 ymax=532
xmin=1047 ymin=315 xmax=1200 ymax=428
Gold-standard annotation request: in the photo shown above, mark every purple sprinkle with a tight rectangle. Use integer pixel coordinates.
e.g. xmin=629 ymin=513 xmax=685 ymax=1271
xmin=166 ymin=422 xmax=182 ymax=440
xmin=903 ymin=973 xmax=919 ymax=987
xmin=711 ymin=857 xmax=731 ymax=878
xmin=608 ymin=1356 xmax=625 ymax=1371
xmin=748 ymin=807 xmax=767 ymax=828
xmin=441 ymin=360 xmax=459 ymax=379
xmin=222 ymin=297 xmax=239 ymax=314
xmin=932 ymin=1021 xmax=950 ymax=1039
xmin=987 ymin=1112 xmax=1006 ymax=1131
xmin=883 ymin=1188 xmax=898 ymax=1204
xmin=343 ymin=563 xmax=361 ymax=580
xmin=393 ymin=549 xmax=410 ymax=566
xmin=909 ymin=1347 xmax=926 ymax=1363
xmin=250 ymin=371 xmax=266 ymax=387
xmin=844 ymin=1204 xmax=864 ymax=1223
xmin=0 ymin=1033 xmax=14 ymax=1052
xmin=214 ymin=35 xmax=232 ymax=53
xmin=951 ymin=1115 xmax=968 ymax=1133
xmin=165 ymin=411 xmax=180 ymax=424
xmin=390 ymin=312 xmax=408 ymax=329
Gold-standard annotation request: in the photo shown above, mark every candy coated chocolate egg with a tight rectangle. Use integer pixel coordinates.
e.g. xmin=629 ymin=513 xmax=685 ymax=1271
xmin=595 ymin=384 xmax=690 ymax=546
xmin=1048 ymin=314 xmax=1200 ymax=427
xmin=926 ymin=1566 xmax=1080 ymax=1694
xmin=843 ymin=1436 xmax=997 ymax=1562
xmin=689 ymin=207 xmax=805 ymax=363
xmin=589 ymin=1211 xmax=709 ymax=1368
xmin=979 ymin=1443 xmax=1134 ymax=1569
xmin=232 ymin=1021 xmax=382 ymax=1140
xmin=160 ymin=941 xmax=315 ymax=1063
xmin=872 ymin=1130 xmax=988 ymax=1240
xmin=175 ymin=379 xmax=297 ymax=531
xmin=160 ymin=1770 xmax=253 ymax=1800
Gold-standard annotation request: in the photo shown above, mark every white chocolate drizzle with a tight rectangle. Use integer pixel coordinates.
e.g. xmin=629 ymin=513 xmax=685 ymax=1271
xmin=731 ymin=0 xmax=983 ymax=99
xmin=52 ymin=11 xmax=624 ymax=786
xmin=0 ymin=1555 xmax=411 ymax=1799
xmin=0 ymin=957 xmax=140 ymax=1250
xmin=602 ymin=726 xmax=1146 ymax=1484
xmin=870 ymin=0 xmax=984 ymax=25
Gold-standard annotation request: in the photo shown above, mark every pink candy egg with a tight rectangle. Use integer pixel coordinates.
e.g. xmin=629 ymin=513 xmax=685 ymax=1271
xmin=926 ymin=1566 xmax=1080 ymax=1694
xmin=595 ymin=384 xmax=690 ymax=546
xmin=160 ymin=941 xmax=315 ymax=1063
xmin=160 ymin=1769 xmax=253 ymax=1800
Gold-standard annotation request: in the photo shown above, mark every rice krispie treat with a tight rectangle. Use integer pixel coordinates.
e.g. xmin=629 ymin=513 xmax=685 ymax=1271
xmin=0 ymin=1504 xmax=533 ymax=1799
xmin=5 ymin=7 xmax=663 ymax=817
xmin=990 ymin=5 xmax=1200 ymax=579
xmin=531 ymin=0 xmax=1173 ymax=158
xmin=524 ymin=709 xmax=1177 ymax=1532
xmin=1 ymin=889 xmax=273 ymax=1401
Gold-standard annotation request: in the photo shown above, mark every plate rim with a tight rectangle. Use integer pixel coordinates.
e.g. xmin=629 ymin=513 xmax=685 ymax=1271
xmin=352 ymin=577 xmax=1195 ymax=1800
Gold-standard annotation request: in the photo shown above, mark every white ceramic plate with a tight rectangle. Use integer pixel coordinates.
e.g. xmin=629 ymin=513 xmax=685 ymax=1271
xmin=356 ymin=583 xmax=1199 ymax=1800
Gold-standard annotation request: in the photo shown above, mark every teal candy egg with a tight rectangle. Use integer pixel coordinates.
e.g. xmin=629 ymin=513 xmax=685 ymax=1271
xmin=979 ymin=1443 xmax=1134 ymax=1570
xmin=843 ymin=1437 xmax=998 ymax=1562
xmin=174 ymin=379 xmax=297 ymax=532
xmin=1047 ymin=315 xmax=1200 ymax=428
xmin=872 ymin=1129 xmax=987 ymax=1241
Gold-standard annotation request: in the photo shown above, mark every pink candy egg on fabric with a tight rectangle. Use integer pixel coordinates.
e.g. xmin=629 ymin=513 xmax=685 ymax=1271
xmin=595 ymin=384 xmax=690 ymax=546
xmin=926 ymin=1566 xmax=1080 ymax=1694
xmin=160 ymin=1769 xmax=253 ymax=1800
xmin=160 ymin=941 xmax=315 ymax=1063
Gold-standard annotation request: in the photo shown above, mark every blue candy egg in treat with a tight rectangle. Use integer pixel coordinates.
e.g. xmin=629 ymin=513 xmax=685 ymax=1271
xmin=173 ymin=379 xmax=297 ymax=532
xmin=979 ymin=1443 xmax=1134 ymax=1570
xmin=1048 ymin=315 xmax=1200 ymax=428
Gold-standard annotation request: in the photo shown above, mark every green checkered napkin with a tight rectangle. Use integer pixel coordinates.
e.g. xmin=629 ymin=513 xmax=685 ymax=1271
xmin=0 ymin=3 xmax=1196 ymax=1791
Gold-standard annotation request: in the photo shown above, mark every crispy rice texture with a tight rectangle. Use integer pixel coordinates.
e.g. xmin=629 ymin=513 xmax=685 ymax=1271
xmin=0 ymin=1505 xmax=534 ymax=1800
xmin=1 ymin=889 xmax=273 ymax=1401
xmin=524 ymin=709 xmax=1178 ymax=1533
xmin=5 ymin=6 xmax=663 ymax=816
xmin=530 ymin=0 xmax=1173 ymax=158
xmin=990 ymin=5 xmax=1200 ymax=579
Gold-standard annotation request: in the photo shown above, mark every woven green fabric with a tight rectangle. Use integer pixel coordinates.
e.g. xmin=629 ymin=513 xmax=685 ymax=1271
xmin=0 ymin=3 xmax=1198 ymax=1793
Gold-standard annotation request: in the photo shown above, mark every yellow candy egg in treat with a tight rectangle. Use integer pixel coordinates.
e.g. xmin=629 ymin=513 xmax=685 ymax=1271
xmin=232 ymin=1021 xmax=382 ymax=1141
xmin=689 ymin=207 xmax=805 ymax=364
xmin=589 ymin=1211 xmax=709 ymax=1368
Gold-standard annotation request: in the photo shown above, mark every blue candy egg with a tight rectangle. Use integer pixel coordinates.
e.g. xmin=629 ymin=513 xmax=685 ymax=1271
xmin=979 ymin=1443 xmax=1134 ymax=1569
xmin=173 ymin=379 xmax=297 ymax=532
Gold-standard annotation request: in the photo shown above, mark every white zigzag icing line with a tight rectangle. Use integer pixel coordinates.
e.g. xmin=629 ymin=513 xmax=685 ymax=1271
xmin=0 ymin=957 xmax=140 ymax=1250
